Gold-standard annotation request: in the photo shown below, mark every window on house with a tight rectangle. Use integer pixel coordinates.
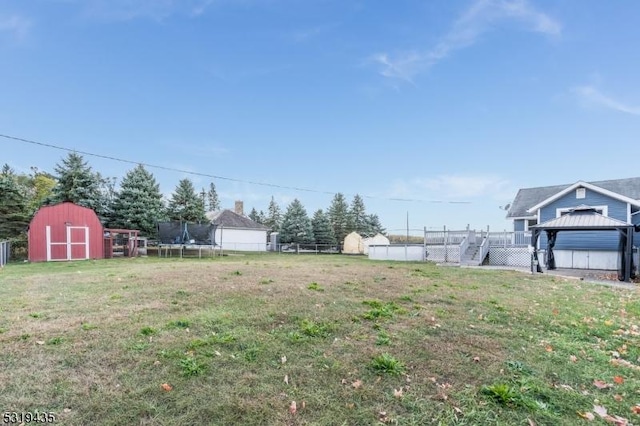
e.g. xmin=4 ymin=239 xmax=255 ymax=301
xmin=576 ymin=188 xmax=586 ymax=199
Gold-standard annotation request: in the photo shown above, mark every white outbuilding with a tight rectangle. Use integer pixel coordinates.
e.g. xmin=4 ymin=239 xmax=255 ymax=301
xmin=342 ymin=231 xmax=364 ymax=254
xmin=363 ymin=233 xmax=390 ymax=254
xmin=206 ymin=201 xmax=269 ymax=252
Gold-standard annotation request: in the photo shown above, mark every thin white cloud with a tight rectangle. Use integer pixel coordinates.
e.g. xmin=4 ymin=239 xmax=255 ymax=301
xmin=373 ymin=0 xmax=561 ymax=83
xmin=573 ymin=85 xmax=640 ymax=116
xmin=388 ymin=174 xmax=514 ymax=201
xmin=290 ymin=23 xmax=339 ymax=43
xmin=0 ymin=15 xmax=32 ymax=41
xmin=415 ymin=174 xmax=512 ymax=199
xmin=80 ymin=0 xmax=215 ymax=21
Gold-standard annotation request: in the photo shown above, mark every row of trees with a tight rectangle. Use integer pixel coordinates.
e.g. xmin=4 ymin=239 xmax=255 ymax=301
xmin=0 ymin=152 xmax=386 ymax=248
xmin=247 ymin=194 xmax=385 ymax=246
xmin=0 ymin=153 xmax=222 ymax=241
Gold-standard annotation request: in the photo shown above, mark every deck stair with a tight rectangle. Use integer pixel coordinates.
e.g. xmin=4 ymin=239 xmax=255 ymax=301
xmin=460 ymin=236 xmax=487 ymax=266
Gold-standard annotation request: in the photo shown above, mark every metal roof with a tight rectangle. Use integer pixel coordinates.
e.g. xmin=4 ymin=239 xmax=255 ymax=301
xmin=206 ymin=209 xmax=269 ymax=230
xmin=507 ymin=177 xmax=640 ymax=218
xmin=531 ymin=209 xmax=632 ymax=230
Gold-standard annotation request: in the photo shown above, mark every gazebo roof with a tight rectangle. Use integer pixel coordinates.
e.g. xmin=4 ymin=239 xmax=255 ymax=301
xmin=531 ymin=206 xmax=632 ymax=231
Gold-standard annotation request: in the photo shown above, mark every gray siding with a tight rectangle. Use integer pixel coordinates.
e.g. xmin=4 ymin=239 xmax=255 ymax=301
xmin=514 ymin=219 xmax=525 ymax=232
xmin=538 ymin=188 xmax=628 ymax=251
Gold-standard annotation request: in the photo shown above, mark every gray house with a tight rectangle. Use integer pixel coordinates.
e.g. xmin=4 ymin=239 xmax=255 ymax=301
xmin=507 ymin=178 xmax=640 ymax=270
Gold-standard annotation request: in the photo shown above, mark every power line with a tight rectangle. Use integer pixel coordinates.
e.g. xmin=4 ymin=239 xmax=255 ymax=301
xmin=1 ymin=133 xmax=471 ymax=204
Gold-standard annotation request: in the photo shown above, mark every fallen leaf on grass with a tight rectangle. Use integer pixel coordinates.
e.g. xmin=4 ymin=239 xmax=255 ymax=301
xmin=570 ymin=355 xmax=578 ymax=363
xmin=352 ymin=379 xmax=363 ymax=389
xmin=36 ymin=341 xmax=45 ymax=345
xmin=545 ymin=345 xmax=553 ymax=352
xmin=161 ymin=383 xmax=173 ymax=391
xmin=594 ymin=380 xmax=612 ymax=389
xmin=631 ymin=405 xmax=640 ymax=415
xmin=593 ymin=405 xmax=629 ymax=425
xmin=611 ymin=358 xmax=640 ymax=371
xmin=614 ymin=395 xmax=623 ymax=402
xmin=284 ymin=375 xmax=289 ymax=385
xmin=577 ymin=411 xmax=595 ymax=421
xmin=289 ymin=401 xmax=297 ymax=415
xmin=281 ymin=355 xmax=287 ymax=364
xmin=393 ymin=388 xmax=403 ymax=398
xmin=473 ymin=356 xmax=480 ymax=363
xmin=528 ymin=418 xmax=536 ymax=426
xmin=613 ymin=376 xmax=624 ymax=384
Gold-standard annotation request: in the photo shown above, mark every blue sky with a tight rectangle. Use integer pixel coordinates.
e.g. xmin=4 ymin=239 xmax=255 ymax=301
xmin=2 ymin=0 xmax=640 ymax=234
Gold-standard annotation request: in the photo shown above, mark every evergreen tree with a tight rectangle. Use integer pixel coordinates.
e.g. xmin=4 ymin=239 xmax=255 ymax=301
xmin=328 ymin=193 xmax=349 ymax=250
xmin=248 ymin=207 xmax=260 ymax=223
xmin=95 ymin=172 xmax=117 ymax=224
xmin=258 ymin=210 xmax=267 ymax=225
xmin=50 ymin=153 xmax=102 ymax=212
xmin=348 ymin=194 xmax=368 ymax=235
xmin=280 ymin=199 xmax=314 ymax=244
xmin=200 ymin=187 xmax=207 ymax=210
xmin=207 ymin=182 xmax=220 ymax=212
xmin=264 ymin=196 xmax=282 ymax=234
xmin=167 ymin=178 xmax=207 ymax=222
xmin=311 ymin=209 xmax=336 ymax=246
xmin=111 ymin=165 xmax=166 ymax=237
xmin=365 ymin=214 xmax=386 ymax=235
xmin=0 ymin=165 xmax=30 ymax=240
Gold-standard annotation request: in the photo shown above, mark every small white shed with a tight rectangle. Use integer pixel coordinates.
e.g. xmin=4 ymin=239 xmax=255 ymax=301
xmin=363 ymin=233 xmax=390 ymax=254
xmin=343 ymin=231 xmax=364 ymax=254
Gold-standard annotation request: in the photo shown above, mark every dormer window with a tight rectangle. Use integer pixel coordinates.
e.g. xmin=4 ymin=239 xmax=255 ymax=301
xmin=576 ymin=188 xmax=586 ymax=199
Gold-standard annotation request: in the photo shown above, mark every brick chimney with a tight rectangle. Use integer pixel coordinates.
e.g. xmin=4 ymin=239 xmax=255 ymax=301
xmin=234 ymin=200 xmax=244 ymax=216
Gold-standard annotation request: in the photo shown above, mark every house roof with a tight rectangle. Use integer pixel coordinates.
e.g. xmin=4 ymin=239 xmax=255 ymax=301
xmin=507 ymin=177 xmax=640 ymax=218
xmin=206 ymin=209 xmax=269 ymax=230
xmin=531 ymin=207 xmax=632 ymax=230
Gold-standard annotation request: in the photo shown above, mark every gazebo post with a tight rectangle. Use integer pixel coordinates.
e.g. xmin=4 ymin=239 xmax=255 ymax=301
xmin=625 ymin=227 xmax=633 ymax=282
xmin=530 ymin=229 xmax=542 ymax=273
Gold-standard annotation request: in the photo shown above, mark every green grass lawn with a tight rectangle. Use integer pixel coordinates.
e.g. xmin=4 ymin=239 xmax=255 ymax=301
xmin=0 ymin=255 xmax=639 ymax=425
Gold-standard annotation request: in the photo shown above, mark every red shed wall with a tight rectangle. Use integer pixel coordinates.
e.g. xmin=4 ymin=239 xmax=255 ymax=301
xmin=28 ymin=202 xmax=104 ymax=262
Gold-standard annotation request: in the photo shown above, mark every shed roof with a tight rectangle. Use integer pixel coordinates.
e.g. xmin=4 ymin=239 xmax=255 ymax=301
xmin=206 ymin=209 xmax=269 ymax=230
xmin=507 ymin=177 xmax=640 ymax=218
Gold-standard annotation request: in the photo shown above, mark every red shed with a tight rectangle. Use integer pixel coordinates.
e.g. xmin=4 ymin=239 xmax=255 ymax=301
xmin=28 ymin=202 xmax=104 ymax=262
